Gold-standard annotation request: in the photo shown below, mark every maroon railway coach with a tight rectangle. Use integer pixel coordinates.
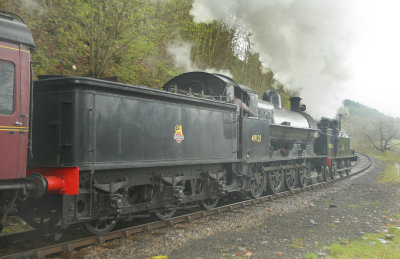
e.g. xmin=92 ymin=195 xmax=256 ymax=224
xmin=0 ymin=11 xmax=78 ymax=231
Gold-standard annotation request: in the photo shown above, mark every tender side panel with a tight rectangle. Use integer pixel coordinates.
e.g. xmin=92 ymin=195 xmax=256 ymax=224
xmin=94 ymin=92 xmax=238 ymax=167
xmin=30 ymin=79 xmax=238 ymax=169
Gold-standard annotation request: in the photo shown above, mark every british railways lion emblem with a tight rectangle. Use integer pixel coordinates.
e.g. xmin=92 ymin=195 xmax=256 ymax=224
xmin=174 ymin=125 xmax=184 ymax=143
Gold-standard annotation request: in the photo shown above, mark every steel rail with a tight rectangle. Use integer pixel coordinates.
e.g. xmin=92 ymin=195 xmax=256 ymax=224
xmin=1 ymin=153 xmax=372 ymax=259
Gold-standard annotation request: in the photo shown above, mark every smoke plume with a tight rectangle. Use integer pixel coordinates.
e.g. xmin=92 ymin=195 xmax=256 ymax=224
xmin=167 ymin=41 xmax=197 ymax=72
xmin=190 ymin=0 xmax=354 ymax=118
xmin=167 ymin=40 xmax=233 ymax=77
xmin=21 ymin=0 xmax=41 ymax=11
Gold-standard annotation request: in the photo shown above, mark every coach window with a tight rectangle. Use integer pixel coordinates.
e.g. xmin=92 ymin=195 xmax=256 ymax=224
xmin=0 ymin=61 xmax=15 ymax=114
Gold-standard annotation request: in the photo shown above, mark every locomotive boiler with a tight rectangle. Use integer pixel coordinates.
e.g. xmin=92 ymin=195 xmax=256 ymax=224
xmin=258 ymin=93 xmax=318 ymax=157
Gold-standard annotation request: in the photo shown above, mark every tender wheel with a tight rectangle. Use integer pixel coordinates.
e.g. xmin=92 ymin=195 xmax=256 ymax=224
xmin=337 ymin=160 xmax=344 ymax=177
xmin=200 ymin=198 xmax=219 ymax=210
xmin=297 ymin=167 xmax=307 ymax=187
xmin=81 ymin=218 xmax=118 ymax=235
xmin=267 ymin=170 xmax=282 ymax=194
xmin=284 ymin=169 xmax=296 ymax=191
xmin=19 ymin=205 xmax=60 ymax=230
xmin=195 ymin=179 xmax=203 ymax=194
xmin=249 ymin=165 xmax=265 ymax=199
xmin=23 ymin=217 xmax=59 ymax=230
xmin=154 ymin=209 xmax=177 ymax=220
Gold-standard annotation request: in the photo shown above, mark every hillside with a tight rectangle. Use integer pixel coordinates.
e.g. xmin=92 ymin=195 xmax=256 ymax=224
xmin=341 ymin=100 xmax=391 ymax=120
xmin=339 ymin=99 xmax=400 ymax=153
xmin=0 ymin=0 xmax=294 ymax=109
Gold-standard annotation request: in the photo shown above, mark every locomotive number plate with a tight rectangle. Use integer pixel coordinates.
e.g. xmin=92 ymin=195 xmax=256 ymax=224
xmin=251 ymin=134 xmax=262 ymax=143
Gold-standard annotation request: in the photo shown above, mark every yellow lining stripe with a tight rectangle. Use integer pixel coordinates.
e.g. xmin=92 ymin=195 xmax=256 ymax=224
xmin=0 ymin=126 xmax=28 ymax=129
xmin=0 ymin=44 xmax=30 ymax=53
xmin=0 ymin=125 xmax=29 ymax=132
xmin=0 ymin=128 xmax=28 ymax=132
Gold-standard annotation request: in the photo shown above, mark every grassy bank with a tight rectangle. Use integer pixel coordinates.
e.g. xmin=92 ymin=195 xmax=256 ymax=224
xmin=306 ymin=215 xmax=400 ymax=259
xmin=374 ymin=152 xmax=400 ymax=183
xmin=322 ymin=218 xmax=400 ymax=259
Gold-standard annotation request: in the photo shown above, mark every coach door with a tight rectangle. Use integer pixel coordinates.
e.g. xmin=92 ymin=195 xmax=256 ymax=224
xmin=0 ymin=42 xmax=24 ymax=179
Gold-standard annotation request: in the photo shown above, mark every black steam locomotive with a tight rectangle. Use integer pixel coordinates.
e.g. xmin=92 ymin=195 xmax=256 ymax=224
xmin=26 ymin=72 xmax=354 ymax=234
xmin=0 ymin=11 xmax=355 ymax=235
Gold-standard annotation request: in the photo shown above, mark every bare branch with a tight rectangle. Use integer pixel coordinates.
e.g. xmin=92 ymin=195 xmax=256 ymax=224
xmin=366 ymin=119 xmax=400 ymax=153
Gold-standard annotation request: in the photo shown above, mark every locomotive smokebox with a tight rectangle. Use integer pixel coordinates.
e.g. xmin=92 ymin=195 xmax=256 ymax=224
xmin=290 ymin=97 xmax=302 ymax=112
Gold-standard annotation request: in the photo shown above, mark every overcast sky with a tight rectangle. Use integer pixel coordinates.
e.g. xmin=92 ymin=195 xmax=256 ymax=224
xmin=342 ymin=0 xmax=400 ymax=118
xmin=190 ymin=0 xmax=400 ymax=118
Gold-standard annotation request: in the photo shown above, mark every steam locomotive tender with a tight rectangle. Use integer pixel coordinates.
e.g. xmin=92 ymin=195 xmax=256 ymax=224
xmin=0 ymin=11 xmax=355 ymax=234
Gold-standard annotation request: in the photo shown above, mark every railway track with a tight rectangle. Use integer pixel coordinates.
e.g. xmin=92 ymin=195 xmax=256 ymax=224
xmin=1 ymin=153 xmax=372 ymax=259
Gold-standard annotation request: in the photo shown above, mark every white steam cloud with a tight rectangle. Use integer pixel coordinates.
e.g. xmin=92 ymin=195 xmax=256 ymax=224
xmin=167 ymin=41 xmax=197 ymax=72
xmin=21 ymin=0 xmax=41 ymax=11
xmin=167 ymin=40 xmax=233 ymax=78
xmin=190 ymin=0 xmax=354 ymax=118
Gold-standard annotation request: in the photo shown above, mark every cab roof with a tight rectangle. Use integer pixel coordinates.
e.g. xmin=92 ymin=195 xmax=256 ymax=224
xmin=163 ymin=71 xmax=256 ymax=97
xmin=0 ymin=11 xmax=36 ymax=50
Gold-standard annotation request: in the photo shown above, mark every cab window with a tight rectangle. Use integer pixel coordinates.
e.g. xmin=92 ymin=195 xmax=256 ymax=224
xmin=0 ymin=61 xmax=15 ymax=114
xmin=248 ymin=93 xmax=258 ymax=116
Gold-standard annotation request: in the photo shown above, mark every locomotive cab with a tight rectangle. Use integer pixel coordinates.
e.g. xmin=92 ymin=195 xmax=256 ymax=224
xmin=315 ymin=117 xmax=352 ymax=157
xmin=163 ymin=71 xmax=259 ymax=117
xmin=233 ymin=84 xmax=258 ymax=116
xmin=163 ymin=71 xmax=236 ymax=102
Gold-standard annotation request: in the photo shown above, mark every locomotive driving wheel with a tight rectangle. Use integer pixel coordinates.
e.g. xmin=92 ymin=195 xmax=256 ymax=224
xmin=267 ymin=163 xmax=282 ymax=194
xmin=249 ymin=164 xmax=265 ymax=199
xmin=330 ymin=162 xmax=337 ymax=179
xmin=346 ymin=159 xmax=351 ymax=175
xmin=297 ymin=166 xmax=307 ymax=187
xmin=81 ymin=218 xmax=118 ymax=235
xmin=322 ymin=166 xmax=330 ymax=182
xmin=337 ymin=160 xmax=344 ymax=177
xmin=299 ymin=161 xmax=312 ymax=187
xmin=284 ymin=166 xmax=296 ymax=191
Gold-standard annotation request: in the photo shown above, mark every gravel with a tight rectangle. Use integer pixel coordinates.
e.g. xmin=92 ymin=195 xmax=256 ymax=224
xmin=76 ymin=157 xmax=400 ymax=258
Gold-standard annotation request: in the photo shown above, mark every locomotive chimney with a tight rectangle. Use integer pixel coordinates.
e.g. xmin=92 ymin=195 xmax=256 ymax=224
xmin=290 ymin=97 xmax=302 ymax=112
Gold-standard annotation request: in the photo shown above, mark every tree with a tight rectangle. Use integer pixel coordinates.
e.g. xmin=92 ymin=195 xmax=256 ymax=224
xmin=365 ymin=119 xmax=400 ymax=153
xmin=87 ymin=0 xmax=145 ymax=78
xmin=4 ymin=0 xmax=293 ymax=101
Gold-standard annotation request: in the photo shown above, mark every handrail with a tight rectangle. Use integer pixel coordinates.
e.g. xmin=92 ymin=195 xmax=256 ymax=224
xmin=0 ymin=10 xmax=26 ymax=24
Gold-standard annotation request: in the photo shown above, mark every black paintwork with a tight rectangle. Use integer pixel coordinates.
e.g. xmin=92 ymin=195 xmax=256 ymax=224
xmin=315 ymin=118 xmax=353 ymax=158
xmin=30 ymin=77 xmax=238 ymax=170
xmin=241 ymin=117 xmax=270 ymax=163
xmin=26 ymin=72 xmax=356 ymax=230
